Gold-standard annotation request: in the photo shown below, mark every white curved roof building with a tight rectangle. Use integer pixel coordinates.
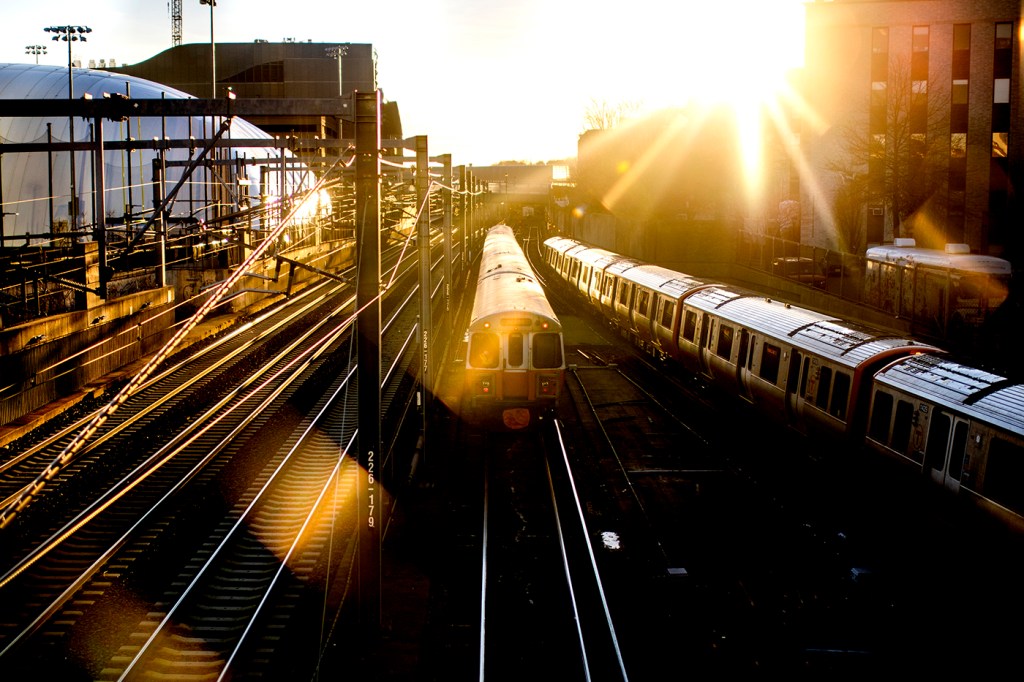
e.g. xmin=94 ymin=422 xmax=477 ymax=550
xmin=0 ymin=63 xmax=304 ymax=242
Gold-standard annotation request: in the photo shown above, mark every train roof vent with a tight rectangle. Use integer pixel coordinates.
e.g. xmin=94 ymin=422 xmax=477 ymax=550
xmin=944 ymin=243 xmax=971 ymax=254
xmin=893 ymin=238 xmax=916 ymax=248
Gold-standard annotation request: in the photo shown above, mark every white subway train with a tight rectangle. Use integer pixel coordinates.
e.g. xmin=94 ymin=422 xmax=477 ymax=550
xmin=543 ymin=235 xmax=1024 ymax=532
xmin=463 ymin=225 xmax=566 ymax=430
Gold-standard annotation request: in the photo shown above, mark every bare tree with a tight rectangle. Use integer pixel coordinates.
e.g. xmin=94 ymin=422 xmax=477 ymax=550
xmin=582 ymin=98 xmax=642 ymax=131
xmin=832 ymin=54 xmax=951 ymax=242
xmin=829 ymin=169 xmax=870 ymax=253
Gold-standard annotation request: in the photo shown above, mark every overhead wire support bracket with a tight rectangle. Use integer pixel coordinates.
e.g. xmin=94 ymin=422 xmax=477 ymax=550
xmin=117 ymin=116 xmax=233 ymax=264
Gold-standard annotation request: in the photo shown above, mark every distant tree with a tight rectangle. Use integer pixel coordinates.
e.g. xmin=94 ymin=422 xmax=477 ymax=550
xmin=777 ymin=199 xmax=801 ymax=241
xmin=832 ymin=54 xmax=951 ymax=241
xmin=828 ymin=169 xmax=870 ymax=253
xmin=582 ymin=98 xmax=642 ymax=131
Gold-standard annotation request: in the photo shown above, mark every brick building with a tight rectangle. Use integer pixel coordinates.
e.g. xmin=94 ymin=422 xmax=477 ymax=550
xmin=801 ymin=0 xmax=1021 ymax=262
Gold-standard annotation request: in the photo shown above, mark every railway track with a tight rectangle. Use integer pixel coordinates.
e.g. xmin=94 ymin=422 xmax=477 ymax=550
xmin=0 ymin=236 xmax=450 ymax=678
xmin=537 ymin=244 xmax=1024 ymax=677
xmin=479 ymin=424 xmax=627 ymax=681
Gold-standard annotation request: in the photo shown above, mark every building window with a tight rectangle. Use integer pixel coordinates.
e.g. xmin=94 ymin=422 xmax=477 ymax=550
xmin=950 ymin=133 xmax=967 ymax=190
xmin=994 ymin=78 xmax=1010 ymax=104
xmin=912 ymin=25 xmax=930 ymax=52
xmin=995 ymin=21 xmax=1013 ymax=51
xmin=951 ymin=80 xmax=969 ymax=132
xmin=993 ymin=78 xmax=1010 ymax=130
xmin=869 ymin=134 xmax=886 ymax=180
xmin=870 ymin=81 xmax=887 ymax=133
xmin=871 ymin=27 xmax=888 ymax=81
xmin=911 ymin=80 xmax=928 ymax=134
xmin=950 ymin=133 xmax=967 ymax=158
xmin=911 ymin=26 xmax=929 ymax=81
xmin=952 ymin=24 xmax=971 ymax=79
xmin=910 ymin=133 xmax=926 ymax=159
xmin=992 ymin=132 xmax=1008 ymax=158
xmin=991 ymin=23 xmax=1012 ymax=156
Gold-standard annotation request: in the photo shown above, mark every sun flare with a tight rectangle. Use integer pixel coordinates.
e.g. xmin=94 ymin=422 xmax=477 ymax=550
xmin=637 ymin=1 xmax=808 ymax=198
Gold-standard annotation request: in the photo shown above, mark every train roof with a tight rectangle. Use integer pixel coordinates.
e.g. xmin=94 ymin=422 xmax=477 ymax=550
xmin=873 ymin=354 xmax=1024 ymax=436
xmin=685 ymin=285 xmax=939 ymax=368
xmin=568 ymin=245 xmax=623 ymax=270
xmin=471 ymin=225 xmax=560 ymax=328
xmin=865 ymin=243 xmax=1012 ymax=275
xmin=614 ymin=262 xmax=710 ymax=299
xmin=543 ymin=236 xmax=585 ymax=254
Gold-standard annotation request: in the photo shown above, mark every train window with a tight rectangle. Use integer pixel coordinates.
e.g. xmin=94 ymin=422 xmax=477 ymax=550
xmin=983 ymin=437 xmax=1024 ymax=515
xmin=603 ymin=276 xmax=615 ymax=298
xmin=469 ymin=333 xmax=500 ymax=368
xmin=533 ymin=333 xmax=563 ymax=369
xmin=682 ymin=310 xmax=697 ymax=342
xmin=634 ymin=288 xmax=651 ymax=315
xmin=816 ymin=366 xmax=832 ymax=409
xmin=716 ymin=324 xmax=734 ymax=359
xmin=759 ymin=343 xmax=781 ymax=384
xmin=892 ymin=400 xmax=914 ymax=456
xmin=508 ymin=332 xmax=524 ymax=368
xmin=829 ymin=371 xmax=850 ymax=420
xmin=868 ymin=391 xmax=894 ymax=442
xmin=619 ymin=284 xmax=630 ymax=306
xmin=661 ymin=300 xmax=675 ymax=327
xmin=700 ymin=315 xmax=711 ymax=349
xmin=637 ymin=290 xmax=651 ymax=318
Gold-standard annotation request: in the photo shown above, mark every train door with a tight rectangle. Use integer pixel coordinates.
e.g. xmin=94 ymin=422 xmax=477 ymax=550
xmin=616 ymin=282 xmax=633 ymax=329
xmin=698 ymin=313 xmax=712 ymax=377
xmin=736 ymin=329 xmax=751 ymax=400
xmin=785 ymin=350 xmax=804 ymax=425
xmin=504 ymin=331 xmax=528 ymax=399
xmin=923 ymin=409 xmax=968 ymax=493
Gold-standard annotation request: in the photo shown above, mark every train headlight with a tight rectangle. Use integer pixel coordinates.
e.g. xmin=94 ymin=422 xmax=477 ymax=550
xmin=538 ymin=374 xmax=559 ymax=395
xmin=476 ymin=375 xmax=494 ymax=395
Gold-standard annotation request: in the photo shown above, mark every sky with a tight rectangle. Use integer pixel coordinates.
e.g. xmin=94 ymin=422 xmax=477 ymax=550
xmin=1 ymin=0 xmax=807 ymax=167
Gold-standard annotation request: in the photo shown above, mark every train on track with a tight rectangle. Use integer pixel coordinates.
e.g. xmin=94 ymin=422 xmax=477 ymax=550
xmin=463 ymin=224 xmax=566 ymax=430
xmin=542 ymin=235 xmax=1024 ymax=533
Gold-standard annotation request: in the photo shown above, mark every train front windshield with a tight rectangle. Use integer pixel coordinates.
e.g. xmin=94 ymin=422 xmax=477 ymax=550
xmin=533 ymin=333 xmax=563 ymax=368
xmin=469 ymin=333 xmax=500 ymax=368
xmin=468 ymin=330 xmax=563 ymax=369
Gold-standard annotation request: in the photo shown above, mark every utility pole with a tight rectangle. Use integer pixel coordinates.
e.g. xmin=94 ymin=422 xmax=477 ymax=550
xmin=200 ymin=0 xmax=216 ymax=98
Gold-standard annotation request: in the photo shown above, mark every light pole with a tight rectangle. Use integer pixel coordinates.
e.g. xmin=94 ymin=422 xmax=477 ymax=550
xmin=325 ymin=44 xmax=350 ymax=98
xmin=44 ymin=25 xmax=91 ymax=233
xmin=200 ymin=0 xmax=216 ymax=98
xmin=25 ymin=45 xmax=47 ymax=64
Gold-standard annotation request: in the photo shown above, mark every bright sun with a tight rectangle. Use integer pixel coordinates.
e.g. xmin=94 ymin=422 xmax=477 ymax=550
xmin=637 ymin=1 xmax=808 ymax=198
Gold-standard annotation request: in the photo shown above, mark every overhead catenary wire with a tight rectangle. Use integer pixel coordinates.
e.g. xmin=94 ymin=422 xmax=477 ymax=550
xmin=0 ymin=148 xmax=355 ymax=530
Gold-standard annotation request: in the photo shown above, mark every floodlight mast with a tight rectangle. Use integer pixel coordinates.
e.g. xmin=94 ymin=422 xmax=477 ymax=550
xmin=43 ymin=25 xmax=92 ymax=232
